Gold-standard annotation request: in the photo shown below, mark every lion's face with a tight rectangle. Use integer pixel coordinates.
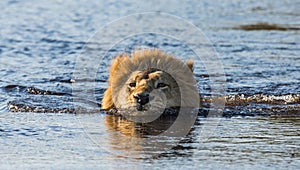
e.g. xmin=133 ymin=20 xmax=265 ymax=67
xmin=119 ymin=68 xmax=180 ymax=112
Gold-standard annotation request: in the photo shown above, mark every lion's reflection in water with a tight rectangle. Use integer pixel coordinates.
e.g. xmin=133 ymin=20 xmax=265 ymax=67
xmin=105 ymin=112 xmax=178 ymax=137
xmin=104 ymin=108 xmax=197 ymax=158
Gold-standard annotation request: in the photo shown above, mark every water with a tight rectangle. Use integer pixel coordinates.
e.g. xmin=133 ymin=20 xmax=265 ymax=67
xmin=1 ymin=0 xmax=300 ymax=169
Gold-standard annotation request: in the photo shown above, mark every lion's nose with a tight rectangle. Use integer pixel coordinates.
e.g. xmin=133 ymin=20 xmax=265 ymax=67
xmin=133 ymin=93 xmax=150 ymax=106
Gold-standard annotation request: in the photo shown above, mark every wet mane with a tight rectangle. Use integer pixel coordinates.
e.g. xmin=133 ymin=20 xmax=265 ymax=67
xmin=102 ymin=48 xmax=198 ymax=110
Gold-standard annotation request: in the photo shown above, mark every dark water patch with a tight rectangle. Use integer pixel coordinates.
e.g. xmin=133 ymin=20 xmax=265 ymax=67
xmin=94 ymin=87 xmax=106 ymax=96
xmin=1 ymin=85 xmax=28 ymax=93
xmin=40 ymin=38 xmax=85 ymax=45
xmin=232 ymin=23 xmax=300 ymax=31
xmin=49 ymin=77 xmax=76 ymax=83
xmin=39 ymin=38 xmax=86 ymax=54
xmin=18 ymin=132 xmax=39 ymax=137
xmin=26 ymin=87 xmax=71 ymax=96
xmin=222 ymin=105 xmax=300 ymax=117
xmin=6 ymin=38 xmax=23 ymax=44
xmin=0 ymin=126 xmax=45 ymax=138
xmin=231 ymin=46 xmax=252 ymax=53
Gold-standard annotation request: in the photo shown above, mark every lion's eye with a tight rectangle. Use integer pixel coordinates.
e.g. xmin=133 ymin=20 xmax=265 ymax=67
xmin=156 ymin=83 xmax=168 ymax=88
xmin=129 ymin=82 xmax=136 ymax=88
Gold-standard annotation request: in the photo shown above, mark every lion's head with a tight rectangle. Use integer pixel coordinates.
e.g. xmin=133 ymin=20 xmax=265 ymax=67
xmin=102 ymin=49 xmax=198 ymax=116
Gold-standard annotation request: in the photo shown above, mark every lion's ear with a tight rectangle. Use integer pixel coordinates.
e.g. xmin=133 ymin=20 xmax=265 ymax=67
xmin=186 ymin=59 xmax=194 ymax=72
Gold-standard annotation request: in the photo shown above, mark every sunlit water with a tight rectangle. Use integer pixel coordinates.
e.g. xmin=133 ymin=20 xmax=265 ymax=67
xmin=0 ymin=0 xmax=299 ymax=169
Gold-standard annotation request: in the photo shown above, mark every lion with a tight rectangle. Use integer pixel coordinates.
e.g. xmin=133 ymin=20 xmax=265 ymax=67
xmin=102 ymin=48 xmax=199 ymax=117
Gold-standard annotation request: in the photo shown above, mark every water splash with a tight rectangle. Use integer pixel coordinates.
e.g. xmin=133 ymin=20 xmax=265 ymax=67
xmin=225 ymin=94 xmax=300 ymax=105
xmin=201 ymin=94 xmax=300 ymax=116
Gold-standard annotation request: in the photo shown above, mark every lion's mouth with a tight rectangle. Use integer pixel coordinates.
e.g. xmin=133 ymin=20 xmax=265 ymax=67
xmin=133 ymin=102 xmax=166 ymax=112
xmin=133 ymin=102 xmax=153 ymax=111
xmin=126 ymin=101 xmax=163 ymax=111
xmin=136 ymin=103 xmax=147 ymax=111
